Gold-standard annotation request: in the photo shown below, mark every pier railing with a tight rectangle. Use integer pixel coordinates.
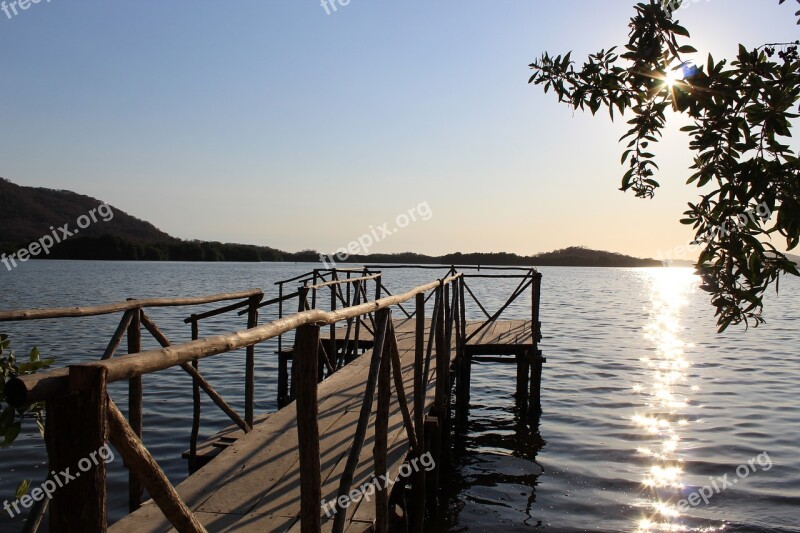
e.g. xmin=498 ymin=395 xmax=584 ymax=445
xmin=3 ymin=266 xmax=541 ymax=533
xmin=0 ymin=289 xmax=265 ymax=524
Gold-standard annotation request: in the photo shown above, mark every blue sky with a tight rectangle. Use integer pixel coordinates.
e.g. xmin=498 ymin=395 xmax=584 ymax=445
xmin=0 ymin=1 xmax=795 ymax=258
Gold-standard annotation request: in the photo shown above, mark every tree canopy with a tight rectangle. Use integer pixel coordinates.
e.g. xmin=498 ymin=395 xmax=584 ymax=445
xmin=529 ymin=0 xmax=800 ymax=331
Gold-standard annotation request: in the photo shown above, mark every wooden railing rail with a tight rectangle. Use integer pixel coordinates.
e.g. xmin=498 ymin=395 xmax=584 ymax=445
xmin=0 ymin=290 xmax=264 ymax=517
xmin=0 ymin=289 xmax=263 ymax=322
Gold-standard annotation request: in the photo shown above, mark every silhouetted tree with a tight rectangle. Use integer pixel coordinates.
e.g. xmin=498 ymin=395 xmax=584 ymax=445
xmin=530 ymin=0 xmax=800 ymax=330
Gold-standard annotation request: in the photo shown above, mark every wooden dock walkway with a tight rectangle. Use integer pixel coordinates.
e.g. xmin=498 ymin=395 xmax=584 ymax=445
xmin=110 ymin=319 xmax=533 ymax=532
xmin=3 ymin=266 xmax=543 ymax=533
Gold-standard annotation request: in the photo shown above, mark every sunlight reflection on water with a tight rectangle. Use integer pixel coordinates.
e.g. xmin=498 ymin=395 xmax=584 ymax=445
xmin=633 ymin=269 xmax=724 ymax=533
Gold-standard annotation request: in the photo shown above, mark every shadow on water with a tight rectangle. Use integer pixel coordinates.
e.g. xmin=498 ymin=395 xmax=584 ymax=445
xmin=429 ymin=378 xmax=547 ymax=531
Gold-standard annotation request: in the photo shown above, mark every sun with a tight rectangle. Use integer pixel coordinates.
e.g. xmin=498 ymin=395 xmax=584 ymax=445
xmin=664 ymin=68 xmax=685 ymax=88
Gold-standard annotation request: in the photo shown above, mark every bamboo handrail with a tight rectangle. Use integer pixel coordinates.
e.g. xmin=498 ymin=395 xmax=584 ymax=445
xmin=6 ymin=275 xmax=463 ymax=407
xmin=0 ymin=289 xmax=264 ymax=322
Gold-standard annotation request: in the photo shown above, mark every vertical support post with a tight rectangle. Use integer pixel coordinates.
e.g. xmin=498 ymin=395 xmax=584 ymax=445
xmin=434 ymin=283 xmax=447 ymax=414
xmin=245 ymin=295 xmax=259 ymax=427
xmin=189 ymin=316 xmax=201 ymax=473
xmin=278 ymin=351 xmax=289 ymax=408
xmin=444 ymin=282 xmax=451 ymax=351
xmin=374 ymin=315 xmax=391 ymax=533
xmin=346 ymin=271 xmax=351 ymax=307
xmin=516 ymin=352 xmax=529 ymax=403
xmin=459 ymin=277 xmax=468 ymax=406
xmin=127 ymin=307 xmax=143 ymax=513
xmin=311 ymin=270 xmax=318 ymax=309
xmin=329 ymin=285 xmax=337 ymax=372
xmin=295 ymin=325 xmax=321 ymax=533
xmin=290 ymin=286 xmax=310 ymax=402
xmin=45 ymin=364 xmax=109 ymax=532
xmin=530 ymin=348 xmax=543 ymax=413
xmin=529 ymin=272 xmax=543 ymax=416
xmin=429 ymin=283 xmax=447 ymax=509
xmin=412 ymin=293 xmax=426 ymax=530
xmin=455 ymin=277 xmax=470 ymax=431
xmin=332 ymin=309 xmax=390 ymax=533
xmin=278 ymin=283 xmax=284 ymax=355
xmin=350 ymin=280 xmax=362 ymax=366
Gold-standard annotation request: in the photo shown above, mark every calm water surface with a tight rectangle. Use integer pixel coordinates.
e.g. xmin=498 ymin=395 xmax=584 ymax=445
xmin=0 ymin=262 xmax=798 ymax=532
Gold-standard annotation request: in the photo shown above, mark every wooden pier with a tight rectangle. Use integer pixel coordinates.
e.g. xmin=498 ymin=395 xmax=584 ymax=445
xmin=2 ymin=266 xmax=543 ymax=532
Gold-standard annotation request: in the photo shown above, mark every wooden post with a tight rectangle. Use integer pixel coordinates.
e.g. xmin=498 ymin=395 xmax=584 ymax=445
xmin=434 ymin=284 xmax=447 ymax=415
xmin=290 ymin=287 xmax=310 ymax=402
xmin=350 ymin=280 xmax=362 ymax=366
xmin=516 ymin=352 xmax=529 ymax=402
xmin=412 ymin=293 xmax=426 ymax=531
xmin=295 ymin=325 xmax=321 ymax=533
xmin=278 ymin=350 xmax=289 ymax=408
xmin=127 ymin=307 xmax=143 ymax=513
xmin=107 ymin=400 xmax=207 ymax=533
xmin=311 ymin=270 xmax=318 ymax=309
xmin=45 ymin=365 xmax=108 ymax=532
xmin=332 ymin=309 xmax=390 ymax=533
xmin=375 ymin=315 xmax=391 ymax=533
xmin=430 ymin=283 xmax=447 ymax=511
xmin=329 ymin=285 xmax=337 ymax=372
xmin=245 ymin=295 xmax=259 ymax=427
xmin=530 ymin=348 xmax=544 ymax=415
xmin=278 ymin=283 xmax=284 ymax=355
xmin=189 ymin=317 xmax=201 ymax=473
xmin=346 ymin=271 xmax=351 ymax=307
xmin=444 ymin=282 xmax=451 ymax=352
xmin=101 ymin=309 xmax=134 ymax=360
xmin=529 ymin=272 xmax=543 ymax=417
xmin=455 ymin=278 xmax=469 ymax=431
xmin=387 ymin=322 xmax=418 ymax=453
xmin=459 ymin=278 xmax=469 ymax=425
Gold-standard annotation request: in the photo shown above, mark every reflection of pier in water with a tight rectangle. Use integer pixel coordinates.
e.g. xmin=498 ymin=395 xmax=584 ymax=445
xmin=2 ymin=265 xmax=543 ymax=532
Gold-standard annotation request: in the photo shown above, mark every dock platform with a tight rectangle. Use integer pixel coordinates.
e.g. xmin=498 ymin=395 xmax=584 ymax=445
xmin=111 ymin=318 xmax=534 ymax=532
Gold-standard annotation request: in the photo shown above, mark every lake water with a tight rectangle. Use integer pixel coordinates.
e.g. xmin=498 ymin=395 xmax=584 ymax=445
xmin=0 ymin=262 xmax=798 ymax=532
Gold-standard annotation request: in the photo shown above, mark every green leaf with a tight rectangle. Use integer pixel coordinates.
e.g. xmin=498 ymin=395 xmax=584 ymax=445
xmin=15 ymin=480 xmax=30 ymax=499
xmin=672 ymin=24 xmax=691 ymax=38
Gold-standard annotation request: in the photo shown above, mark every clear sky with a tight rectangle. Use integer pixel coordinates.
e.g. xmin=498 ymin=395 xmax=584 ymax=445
xmin=0 ymin=1 xmax=795 ymax=259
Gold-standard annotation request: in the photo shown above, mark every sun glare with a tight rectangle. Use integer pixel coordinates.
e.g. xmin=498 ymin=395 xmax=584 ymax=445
xmin=664 ymin=68 xmax=685 ymax=88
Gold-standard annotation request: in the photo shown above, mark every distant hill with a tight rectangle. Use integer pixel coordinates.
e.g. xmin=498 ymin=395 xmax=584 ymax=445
xmin=0 ymin=178 xmax=173 ymax=245
xmin=0 ymin=178 xmax=287 ymax=261
xmin=0 ymin=178 xmax=660 ymax=267
xmin=344 ymin=248 xmax=661 ymax=267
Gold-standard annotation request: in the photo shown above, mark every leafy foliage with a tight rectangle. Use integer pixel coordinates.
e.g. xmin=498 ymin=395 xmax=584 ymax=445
xmin=529 ymin=0 xmax=800 ymax=331
xmin=1 ymin=334 xmax=54 ymax=497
